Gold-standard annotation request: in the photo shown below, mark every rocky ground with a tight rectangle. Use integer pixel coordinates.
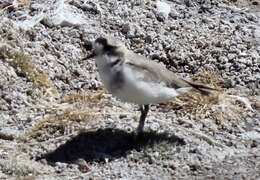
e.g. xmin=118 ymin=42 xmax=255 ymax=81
xmin=0 ymin=0 xmax=260 ymax=179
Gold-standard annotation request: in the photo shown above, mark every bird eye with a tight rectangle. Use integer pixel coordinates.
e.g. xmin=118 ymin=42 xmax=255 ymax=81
xmin=95 ymin=37 xmax=107 ymax=46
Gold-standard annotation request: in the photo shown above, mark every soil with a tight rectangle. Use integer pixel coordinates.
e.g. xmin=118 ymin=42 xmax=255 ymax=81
xmin=0 ymin=0 xmax=260 ymax=179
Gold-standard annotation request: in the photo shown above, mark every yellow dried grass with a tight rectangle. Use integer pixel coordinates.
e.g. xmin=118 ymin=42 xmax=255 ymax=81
xmin=19 ymin=91 xmax=106 ymax=142
xmin=0 ymin=45 xmax=58 ymax=97
xmin=169 ymin=70 xmax=253 ymax=122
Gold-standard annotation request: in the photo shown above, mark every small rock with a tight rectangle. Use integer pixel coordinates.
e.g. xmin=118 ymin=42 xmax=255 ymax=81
xmin=145 ymin=34 xmax=153 ymax=44
xmin=246 ymin=13 xmax=258 ymax=22
xmin=184 ymin=0 xmax=194 ymax=7
xmin=252 ymin=1 xmax=259 ymax=5
xmin=169 ymin=9 xmax=179 ymax=19
xmin=0 ymin=131 xmax=15 ymax=141
xmin=153 ymin=151 xmax=159 ymax=158
xmin=148 ymin=155 xmax=156 ymax=164
xmin=39 ymin=159 xmax=48 ymax=165
xmin=227 ymin=53 xmax=237 ymax=61
xmin=119 ymin=114 xmax=127 ymax=119
xmin=189 ymin=163 xmax=200 ymax=172
xmin=121 ymin=24 xmax=136 ymax=38
xmin=121 ymin=23 xmax=131 ymax=34
xmin=156 ymin=13 xmax=166 ymax=22
xmin=223 ymin=78 xmax=236 ymax=88
xmin=55 ymin=162 xmax=67 ymax=173
xmin=218 ymin=56 xmax=228 ymax=64
xmin=75 ymin=158 xmax=91 ymax=173
xmin=156 ymin=1 xmax=171 ymax=21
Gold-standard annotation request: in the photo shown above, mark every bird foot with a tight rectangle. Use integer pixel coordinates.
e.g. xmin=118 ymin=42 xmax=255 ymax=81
xmin=136 ymin=123 xmax=144 ymax=135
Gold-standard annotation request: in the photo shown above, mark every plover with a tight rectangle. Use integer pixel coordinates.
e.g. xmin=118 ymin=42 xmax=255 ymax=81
xmin=91 ymin=36 xmax=215 ymax=133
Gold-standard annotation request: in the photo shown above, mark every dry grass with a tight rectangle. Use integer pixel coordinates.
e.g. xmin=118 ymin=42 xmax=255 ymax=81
xmin=169 ymin=70 xmax=223 ymax=113
xmin=20 ymin=108 xmax=96 ymax=142
xmin=0 ymin=45 xmax=58 ymax=97
xmin=62 ymin=90 xmax=105 ymax=106
xmin=0 ymin=0 xmax=30 ymax=14
xmin=249 ymin=96 xmax=260 ymax=111
xmin=19 ymin=91 xmax=106 ymax=142
xmin=191 ymin=70 xmax=224 ymax=89
xmin=168 ymin=70 xmax=254 ymax=122
xmin=17 ymin=0 xmax=31 ymax=7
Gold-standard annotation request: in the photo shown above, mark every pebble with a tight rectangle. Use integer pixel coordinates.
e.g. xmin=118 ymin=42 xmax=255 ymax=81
xmin=223 ymin=78 xmax=236 ymax=88
xmin=227 ymin=53 xmax=237 ymax=61
xmin=0 ymin=1 xmax=259 ymax=179
xmin=121 ymin=23 xmax=131 ymax=34
xmin=156 ymin=1 xmax=171 ymax=21
xmin=55 ymin=162 xmax=68 ymax=173
xmin=169 ymin=8 xmax=179 ymax=19
xmin=75 ymin=158 xmax=91 ymax=173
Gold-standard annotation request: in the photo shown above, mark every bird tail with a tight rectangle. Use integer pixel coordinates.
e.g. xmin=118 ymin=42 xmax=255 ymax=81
xmin=183 ymin=79 xmax=217 ymax=95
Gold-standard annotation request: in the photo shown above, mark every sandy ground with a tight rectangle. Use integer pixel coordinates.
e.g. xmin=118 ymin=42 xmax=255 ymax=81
xmin=0 ymin=0 xmax=260 ymax=179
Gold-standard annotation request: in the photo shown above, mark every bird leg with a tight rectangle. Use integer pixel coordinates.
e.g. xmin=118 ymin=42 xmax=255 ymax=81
xmin=137 ymin=104 xmax=149 ymax=133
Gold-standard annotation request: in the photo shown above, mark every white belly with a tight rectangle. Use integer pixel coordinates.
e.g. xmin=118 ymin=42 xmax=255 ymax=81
xmin=99 ymin=65 xmax=181 ymax=105
xmin=114 ymin=81 xmax=179 ymax=105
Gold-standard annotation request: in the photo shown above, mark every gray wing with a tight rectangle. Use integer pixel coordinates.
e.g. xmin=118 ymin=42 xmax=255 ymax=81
xmin=125 ymin=52 xmax=190 ymax=89
xmin=125 ymin=52 xmax=216 ymax=95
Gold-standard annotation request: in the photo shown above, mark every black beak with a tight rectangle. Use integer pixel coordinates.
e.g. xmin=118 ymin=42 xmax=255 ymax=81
xmin=82 ymin=40 xmax=96 ymax=60
xmin=83 ymin=40 xmax=93 ymax=51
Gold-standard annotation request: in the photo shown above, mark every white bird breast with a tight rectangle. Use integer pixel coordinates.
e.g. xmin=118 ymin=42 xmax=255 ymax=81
xmin=117 ymin=65 xmax=185 ymax=104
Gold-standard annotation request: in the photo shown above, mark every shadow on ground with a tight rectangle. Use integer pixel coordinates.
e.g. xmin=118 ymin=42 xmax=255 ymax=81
xmin=38 ymin=128 xmax=186 ymax=163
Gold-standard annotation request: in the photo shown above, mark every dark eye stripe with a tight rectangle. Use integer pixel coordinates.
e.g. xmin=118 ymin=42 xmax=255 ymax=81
xmin=104 ymin=45 xmax=117 ymax=52
xmin=95 ymin=37 xmax=107 ymax=45
xmin=110 ymin=59 xmax=121 ymax=67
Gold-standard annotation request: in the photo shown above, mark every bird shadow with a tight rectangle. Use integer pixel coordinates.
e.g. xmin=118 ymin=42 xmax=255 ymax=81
xmin=37 ymin=128 xmax=185 ymax=163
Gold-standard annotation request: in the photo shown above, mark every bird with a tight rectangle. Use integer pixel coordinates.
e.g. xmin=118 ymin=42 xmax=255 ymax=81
xmin=91 ymin=36 xmax=216 ymax=133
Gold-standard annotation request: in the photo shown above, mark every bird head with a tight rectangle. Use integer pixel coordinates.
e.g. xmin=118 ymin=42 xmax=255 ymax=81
xmin=93 ymin=36 xmax=126 ymax=55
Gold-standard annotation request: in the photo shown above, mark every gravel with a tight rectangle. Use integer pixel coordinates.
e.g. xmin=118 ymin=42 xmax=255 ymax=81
xmin=0 ymin=0 xmax=260 ymax=179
